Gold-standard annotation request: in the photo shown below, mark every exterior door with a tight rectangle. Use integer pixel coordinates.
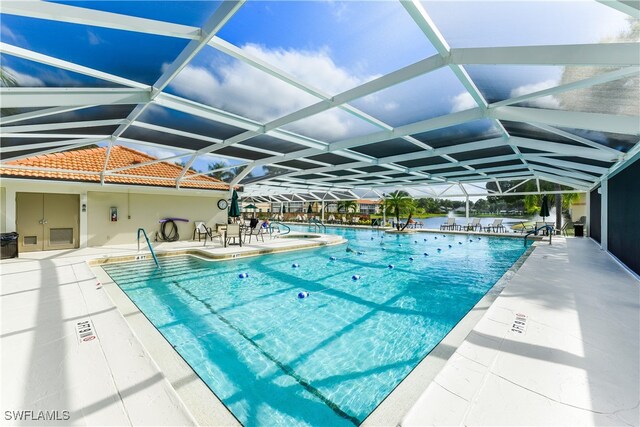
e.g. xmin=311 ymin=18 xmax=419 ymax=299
xmin=43 ymin=193 xmax=79 ymax=251
xmin=16 ymin=193 xmax=44 ymax=252
xmin=16 ymin=193 xmax=79 ymax=252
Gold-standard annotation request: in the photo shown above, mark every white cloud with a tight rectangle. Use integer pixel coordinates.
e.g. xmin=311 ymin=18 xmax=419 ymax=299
xmin=509 ymin=79 xmax=561 ymax=109
xmin=3 ymin=67 xmax=44 ymax=87
xmin=1 ymin=23 xmax=18 ymax=42
xmin=87 ymin=30 xmax=102 ymax=46
xmin=450 ymin=92 xmax=477 ymax=113
xmin=166 ymin=44 xmax=378 ymax=142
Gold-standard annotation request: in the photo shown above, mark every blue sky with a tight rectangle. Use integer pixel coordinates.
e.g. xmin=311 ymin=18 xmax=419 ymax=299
xmin=2 ymin=1 xmax=635 ymax=176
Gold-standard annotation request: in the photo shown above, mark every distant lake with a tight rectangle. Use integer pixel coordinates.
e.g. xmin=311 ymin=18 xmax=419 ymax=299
xmin=410 ymin=216 xmax=532 ymax=231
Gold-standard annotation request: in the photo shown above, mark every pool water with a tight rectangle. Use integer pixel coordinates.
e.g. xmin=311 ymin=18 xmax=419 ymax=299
xmin=103 ymin=227 xmax=530 ymax=426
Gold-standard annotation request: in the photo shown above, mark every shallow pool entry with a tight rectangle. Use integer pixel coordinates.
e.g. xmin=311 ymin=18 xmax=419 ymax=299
xmin=103 ymin=227 xmax=530 ymax=426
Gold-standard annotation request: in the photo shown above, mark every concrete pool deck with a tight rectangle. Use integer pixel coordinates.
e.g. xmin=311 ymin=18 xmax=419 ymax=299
xmin=401 ymin=237 xmax=640 ymax=426
xmin=1 ymin=233 xmax=638 ymax=426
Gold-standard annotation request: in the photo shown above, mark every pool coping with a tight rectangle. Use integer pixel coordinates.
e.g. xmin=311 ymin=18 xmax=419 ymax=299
xmin=362 ymin=241 xmax=537 ymax=426
xmin=92 ymin=233 xmax=537 ymax=427
xmin=88 ymin=233 xmax=346 ymax=267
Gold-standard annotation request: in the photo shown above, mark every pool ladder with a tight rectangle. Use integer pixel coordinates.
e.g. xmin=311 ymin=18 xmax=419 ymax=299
xmin=309 ymin=218 xmax=327 ymax=233
xmin=524 ymin=224 xmax=554 ymax=246
xmin=268 ymin=220 xmax=290 ymax=237
xmin=137 ymin=228 xmax=160 ymax=268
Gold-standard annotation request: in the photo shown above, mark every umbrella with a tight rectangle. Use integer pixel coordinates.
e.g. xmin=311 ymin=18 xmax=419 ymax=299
xmin=307 ymin=203 xmax=313 ymax=214
xmin=244 ymin=203 xmax=258 ymax=218
xmin=282 ymin=204 xmax=287 ymax=213
xmin=229 ymin=190 xmax=241 ymax=218
xmin=540 ymin=194 xmax=550 ymax=222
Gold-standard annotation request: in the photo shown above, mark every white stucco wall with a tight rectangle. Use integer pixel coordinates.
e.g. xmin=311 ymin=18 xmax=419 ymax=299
xmin=0 ymin=179 xmax=228 ymax=248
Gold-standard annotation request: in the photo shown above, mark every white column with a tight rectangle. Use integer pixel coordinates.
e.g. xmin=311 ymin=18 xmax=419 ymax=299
xmin=79 ymin=191 xmax=88 ymax=248
xmin=4 ymin=187 xmax=17 ymax=233
xmin=601 ymin=178 xmax=608 ymax=251
xmin=382 ymin=199 xmax=386 ymax=226
xmin=465 ymin=196 xmax=470 ymax=222
xmin=321 ymin=201 xmax=325 ymax=222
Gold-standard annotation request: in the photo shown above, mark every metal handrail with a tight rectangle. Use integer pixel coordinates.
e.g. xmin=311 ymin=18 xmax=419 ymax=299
xmin=268 ymin=220 xmax=290 ymax=236
xmin=524 ymin=224 xmax=554 ymax=246
xmin=308 ymin=218 xmax=326 ymax=233
xmin=137 ymin=228 xmax=160 ymax=268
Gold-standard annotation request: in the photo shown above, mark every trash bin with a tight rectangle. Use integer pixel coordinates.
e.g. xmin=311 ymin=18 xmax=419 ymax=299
xmin=1 ymin=232 xmax=19 ymax=259
xmin=573 ymin=223 xmax=584 ymax=237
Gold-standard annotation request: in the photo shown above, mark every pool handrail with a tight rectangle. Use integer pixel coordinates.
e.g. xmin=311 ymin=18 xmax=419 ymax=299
xmin=308 ymin=218 xmax=326 ymax=233
xmin=524 ymin=224 xmax=554 ymax=246
xmin=268 ymin=220 xmax=290 ymax=236
xmin=137 ymin=228 xmax=160 ymax=268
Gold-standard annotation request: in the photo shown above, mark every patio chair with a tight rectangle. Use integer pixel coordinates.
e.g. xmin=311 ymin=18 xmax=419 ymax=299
xmin=225 ymin=223 xmax=242 ymax=247
xmin=244 ymin=220 xmax=265 ymax=244
xmin=463 ymin=218 xmax=481 ymax=231
xmin=193 ymin=221 xmax=222 ymax=246
xmin=484 ymin=219 xmax=504 ymax=233
xmin=351 ymin=217 xmax=360 ymax=225
xmin=440 ymin=218 xmax=456 ymax=231
xmin=341 ymin=216 xmax=348 ymax=224
xmin=327 ymin=214 xmax=336 ymax=224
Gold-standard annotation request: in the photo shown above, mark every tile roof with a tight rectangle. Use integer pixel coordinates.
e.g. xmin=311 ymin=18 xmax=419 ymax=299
xmin=0 ymin=146 xmax=229 ymax=191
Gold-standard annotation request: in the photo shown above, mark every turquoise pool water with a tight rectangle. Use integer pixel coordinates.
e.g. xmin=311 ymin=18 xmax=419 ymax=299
xmin=103 ymin=227 xmax=530 ymax=426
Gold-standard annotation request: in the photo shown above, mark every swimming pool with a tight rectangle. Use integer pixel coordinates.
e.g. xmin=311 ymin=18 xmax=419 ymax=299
xmin=103 ymin=227 xmax=531 ymax=426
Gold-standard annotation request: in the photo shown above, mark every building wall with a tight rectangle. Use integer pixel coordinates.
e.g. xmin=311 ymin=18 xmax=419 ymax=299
xmin=1 ymin=179 xmax=228 ymax=248
xmin=569 ymin=193 xmax=587 ymax=223
xmin=87 ymin=191 xmax=228 ymax=246
xmin=607 ymin=158 xmax=639 ymax=276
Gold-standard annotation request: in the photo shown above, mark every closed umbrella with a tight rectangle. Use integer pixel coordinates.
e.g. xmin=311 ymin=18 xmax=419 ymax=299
xmin=229 ymin=190 xmax=241 ymax=219
xmin=540 ymin=194 xmax=550 ymax=222
xmin=307 ymin=203 xmax=313 ymax=214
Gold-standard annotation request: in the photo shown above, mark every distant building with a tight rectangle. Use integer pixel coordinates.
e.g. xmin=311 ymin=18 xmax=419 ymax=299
xmin=357 ymin=199 xmax=381 ymax=214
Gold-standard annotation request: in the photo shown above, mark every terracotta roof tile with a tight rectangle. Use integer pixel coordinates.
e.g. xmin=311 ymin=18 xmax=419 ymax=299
xmin=1 ymin=146 xmax=229 ymax=191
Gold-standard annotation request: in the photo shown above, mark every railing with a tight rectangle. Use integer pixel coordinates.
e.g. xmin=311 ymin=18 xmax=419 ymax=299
xmin=137 ymin=228 xmax=160 ymax=268
xmin=524 ymin=224 xmax=555 ymax=246
xmin=308 ymin=218 xmax=327 ymax=233
xmin=268 ymin=220 xmax=290 ymax=237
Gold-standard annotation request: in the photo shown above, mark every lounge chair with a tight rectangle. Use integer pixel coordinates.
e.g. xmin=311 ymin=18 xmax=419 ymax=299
xmin=351 ymin=217 xmax=360 ymax=225
xmin=440 ymin=218 xmax=456 ymax=231
xmin=341 ymin=216 xmax=348 ymax=224
xmin=225 ymin=224 xmax=242 ymax=247
xmin=463 ymin=218 xmax=481 ymax=231
xmin=518 ymin=221 xmax=534 ymax=234
xmin=484 ymin=219 xmax=505 ymax=233
xmin=327 ymin=215 xmax=336 ymax=224
xmin=244 ymin=220 xmax=265 ymax=244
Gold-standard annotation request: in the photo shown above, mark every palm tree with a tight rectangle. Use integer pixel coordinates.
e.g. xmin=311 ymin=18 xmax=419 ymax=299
xmin=337 ymin=200 xmax=357 ymax=213
xmin=207 ymin=162 xmax=251 ymax=182
xmin=383 ymin=191 xmax=416 ymax=231
xmin=1 ymin=67 xmax=18 ymax=116
xmin=207 ymin=161 xmax=230 ymax=181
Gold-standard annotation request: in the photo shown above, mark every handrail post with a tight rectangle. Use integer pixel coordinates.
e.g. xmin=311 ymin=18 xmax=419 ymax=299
xmin=137 ymin=228 xmax=160 ymax=268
